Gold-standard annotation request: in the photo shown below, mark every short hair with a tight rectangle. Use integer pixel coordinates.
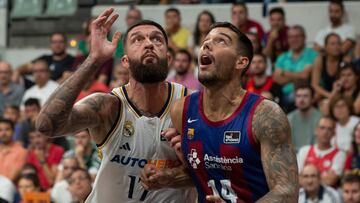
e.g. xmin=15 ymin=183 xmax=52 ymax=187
xmin=165 ymin=8 xmax=180 ymax=16
xmin=33 ymin=59 xmax=50 ymax=70
xmin=269 ymin=7 xmax=285 ymax=17
xmin=232 ymin=2 xmax=247 ymax=12
xmin=329 ymin=94 xmax=353 ymax=120
xmin=290 ymin=25 xmax=306 ymax=38
xmin=17 ymin=174 xmax=41 ymax=189
xmin=69 ymin=167 xmax=92 ymax=184
xmin=330 ymin=0 xmax=344 ymax=12
xmin=317 ymin=115 xmax=335 ymax=127
xmin=209 ymin=22 xmax=253 ymax=72
xmin=0 ymin=118 xmax=14 ymax=130
xmin=342 ymin=173 xmax=360 ymax=187
xmin=122 ymin=20 xmax=168 ymax=52
xmin=253 ymin=53 xmax=267 ymax=63
xmin=24 ymin=98 xmax=41 ymax=109
xmin=4 ymin=105 xmax=20 ymax=113
xmin=340 ymin=61 xmax=359 ymax=75
xmin=176 ymin=49 xmax=192 ymax=63
xmin=294 ymin=80 xmax=314 ymax=97
xmin=324 ymin=33 xmax=341 ymax=46
xmin=127 ymin=5 xmax=142 ymax=18
xmin=50 ymin=32 xmax=67 ymax=43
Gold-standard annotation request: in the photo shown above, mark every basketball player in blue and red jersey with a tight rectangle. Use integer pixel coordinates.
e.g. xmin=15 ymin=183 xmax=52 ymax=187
xmin=141 ymin=22 xmax=299 ymax=202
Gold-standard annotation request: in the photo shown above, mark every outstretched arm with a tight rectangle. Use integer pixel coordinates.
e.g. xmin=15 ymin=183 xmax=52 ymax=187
xmin=253 ymin=100 xmax=299 ymax=203
xmin=36 ymin=8 xmax=121 ymax=141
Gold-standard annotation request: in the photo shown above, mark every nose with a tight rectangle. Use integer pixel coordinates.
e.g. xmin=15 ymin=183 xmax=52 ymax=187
xmin=202 ymin=40 xmax=211 ymax=51
xmin=144 ymin=38 xmax=154 ymax=50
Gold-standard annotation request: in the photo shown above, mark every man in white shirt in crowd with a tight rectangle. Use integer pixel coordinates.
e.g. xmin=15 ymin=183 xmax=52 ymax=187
xmin=0 ymin=175 xmax=16 ymax=203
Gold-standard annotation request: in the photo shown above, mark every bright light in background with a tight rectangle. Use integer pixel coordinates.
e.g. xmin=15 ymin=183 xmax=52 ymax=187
xmin=70 ymin=39 xmax=77 ymax=47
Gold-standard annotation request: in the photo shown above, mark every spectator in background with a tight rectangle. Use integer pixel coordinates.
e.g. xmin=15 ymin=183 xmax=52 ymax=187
xmin=109 ymin=63 xmax=130 ymax=90
xmin=59 ymin=130 xmax=100 ymax=180
xmin=231 ymin=3 xmax=264 ymax=41
xmin=168 ymin=49 xmax=201 ymax=90
xmin=2 ymin=105 xmax=22 ymax=141
xmin=342 ymin=173 xmax=360 ymax=203
xmin=68 ymin=168 xmax=92 ymax=203
xmin=246 ymin=32 xmax=272 ymax=75
xmin=297 ymin=116 xmax=346 ymax=187
xmin=298 ymin=164 xmax=341 ymax=203
xmin=355 ymin=40 xmax=360 ymax=70
xmin=52 ymin=156 xmax=79 ymax=203
xmin=14 ymin=32 xmax=74 ymax=86
xmin=21 ymin=59 xmax=59 ymax=107
xmin=344 ymin=122 xmax=360 ymax=174
xmin=312 ymin=33 xmax=343 ymax=100
xmin=27 ymin=130 xmax=64 ymax=190
xmin=17 ymin=174 xmax=41 ymax=202
xmin=263 ymin=7 xmax=289 ymax=63
xmin=314 ymin=0 xmax=355 ymax=54
xmin=18 ymin=98 xmax=41 ymax=148
xmin=0 ymin=119 xmax=28 ymax=182
xmin=0 ymin=62 xmax=24 ymax=115
xmin=288 ymin=82 xmax=321 ymax=152
xmin=20 ymin=164 xmax=37 ymax=177
xmin=75 ymin=73 xmax=110 ymax=102
xmin=190 ymin=10 xmax=215 ymax=60
xmin=329 ymin=94 xmax=359 ymax=152
xmin=273 ymin=25 xmax=317 ymax=110
xmin=0 ymin=175 xmax=16 ymax=203
xmin=165 ymin=8 xmax=191 ymax=51
xmin=245 ymin=53 xmax=282 ymax=103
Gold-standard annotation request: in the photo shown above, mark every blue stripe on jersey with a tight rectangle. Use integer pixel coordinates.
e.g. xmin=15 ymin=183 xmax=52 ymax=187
xmin=181 ymin=91 xmax=269 ymax=203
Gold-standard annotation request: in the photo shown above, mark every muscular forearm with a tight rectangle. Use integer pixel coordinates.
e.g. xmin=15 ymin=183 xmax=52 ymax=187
xmin=167 ymin=166 xmax=194 ymax=188
xmin=36 ymin=56 xmax=101 ymax=136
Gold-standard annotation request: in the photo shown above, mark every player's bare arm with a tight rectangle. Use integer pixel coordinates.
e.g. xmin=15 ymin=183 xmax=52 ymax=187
xmin=253 ymin=99 xmax=299 ymax=203
xmin=36 ymin=8 xmax=121 ymax=144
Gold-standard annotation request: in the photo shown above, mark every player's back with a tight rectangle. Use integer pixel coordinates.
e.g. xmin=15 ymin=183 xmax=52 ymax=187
xmin=86 ymin=82 xmax=196 ymax=203
xmin=182 ymin=91 xmax=269 ymax=203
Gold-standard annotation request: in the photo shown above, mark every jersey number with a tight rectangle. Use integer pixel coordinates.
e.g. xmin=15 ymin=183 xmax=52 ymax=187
xmin=208 ymin=179 xmax=237 ymax=203
xmin=128 ymin=175 xmax=149 ymax=201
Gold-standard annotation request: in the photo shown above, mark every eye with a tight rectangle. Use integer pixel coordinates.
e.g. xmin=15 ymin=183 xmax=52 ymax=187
xmin=133 ymin=37 xmax=143 ymax=43
xmin=214 ymin=37 xmax=226 ymax=45
xmin=152 ymin=36 xmax=163 ymax=43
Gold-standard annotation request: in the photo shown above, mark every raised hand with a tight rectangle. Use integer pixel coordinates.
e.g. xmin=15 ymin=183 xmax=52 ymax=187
xmin=89 ymin=8 xmax=121 ymax=64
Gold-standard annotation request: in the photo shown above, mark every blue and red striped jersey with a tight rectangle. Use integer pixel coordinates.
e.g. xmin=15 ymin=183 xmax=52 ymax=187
xmin=181 ymin=91 xmax=269 ymax=203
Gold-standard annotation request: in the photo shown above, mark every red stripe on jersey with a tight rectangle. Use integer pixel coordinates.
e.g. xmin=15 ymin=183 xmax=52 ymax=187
xmin=181 ymin=96 xmax=191 ymax=142
xmin=246 ymin=98 xmax=263 ymax=153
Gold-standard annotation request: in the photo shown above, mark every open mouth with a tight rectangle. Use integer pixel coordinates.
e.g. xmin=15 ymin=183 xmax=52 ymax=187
xmin=200 ymin=54 xmax=213 ymax=66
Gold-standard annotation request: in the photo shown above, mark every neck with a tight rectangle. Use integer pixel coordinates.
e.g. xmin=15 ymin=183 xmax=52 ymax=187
xmin=53 ymin=53 xmax=66 ymax=61
xmin=307 ymin=188 xmax=320 ymax=200
xmin=0 ymin=82 xmax=10 ymax=93
xmin=299 ymin=107 xmax=312 ymax=117
xmin=85 ymin=144 xmax=92 ymax=155
xmin=332 ymin=21 xmax=342 ymax=28
xmin=37 ymin=81 xmax=48 ymax=88
xmin=253 ymin=74 xmax=267 ymax=86
xmin=344 ymin=85 xmax=356 ymax=95
xmin=328 ymin=54 xmax=339 ymax=61
xmin=169 ymin=25 xmax=180 ymax=35
xmin=292 ymin=46 xmax=304 ymax=56
xmin=339 ymin=116 xmax=350 ymax=125
xmin=175 ymin=71 xmax=189 ymax=81
xmin=203 ymin=79 xmax=246 ymax=122
xmin=0 ymin=142 xmax=13 ymax=150
xmin=126 ymin=79 xmax=168 ymax=117
xmin=318 ymin=143 xmax=331 ymax=150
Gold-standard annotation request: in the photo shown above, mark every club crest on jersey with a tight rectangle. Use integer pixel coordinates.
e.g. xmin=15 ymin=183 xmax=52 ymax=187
xmin=123 ymin=120 xmax=134 ymax=137
xmin=187 ymin=128 xmax=195 ymax=140
xmin=223 ymin=131 xmax=241 ymax=144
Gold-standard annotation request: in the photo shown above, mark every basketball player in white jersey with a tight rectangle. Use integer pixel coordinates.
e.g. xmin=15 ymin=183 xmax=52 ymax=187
xmin=36 ymin=8 xmax=196 ymax=202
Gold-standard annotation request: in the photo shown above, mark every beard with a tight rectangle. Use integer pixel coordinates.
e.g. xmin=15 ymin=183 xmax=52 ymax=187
xmin=198 ymin=63 xmax=233 ymax=87
xmin=128 ymin=57 xmax=168 ymax=84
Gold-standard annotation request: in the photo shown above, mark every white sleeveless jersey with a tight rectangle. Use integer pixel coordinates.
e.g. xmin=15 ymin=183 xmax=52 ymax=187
xmin=86 ymin=82 xmax=196 ymax=203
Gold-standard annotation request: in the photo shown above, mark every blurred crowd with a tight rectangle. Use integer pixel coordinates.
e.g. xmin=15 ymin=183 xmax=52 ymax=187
xmin=1 ymin=0 xmax=360 ymax=202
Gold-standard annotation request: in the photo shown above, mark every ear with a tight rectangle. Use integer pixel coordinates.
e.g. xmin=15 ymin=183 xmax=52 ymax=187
xmin=235 ymin=56 xmax=249 ymax=71
xmin=167 ymin=51 xmax=172 ymax=66
xmin=121 ymin=55 xmax=130 ymax=70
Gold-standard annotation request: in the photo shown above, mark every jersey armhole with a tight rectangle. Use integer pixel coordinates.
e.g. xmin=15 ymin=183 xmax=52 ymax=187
xmin=247 ymin=97 xmax=264 ymax=153
xmin=96 ymin=92 xmax=122 ymax=149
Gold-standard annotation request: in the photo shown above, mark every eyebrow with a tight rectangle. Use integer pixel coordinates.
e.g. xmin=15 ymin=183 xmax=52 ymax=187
xmin=129 ymin=31 xmax=142 ymax=38
xmin=219 ymin=32 xmax=233 ymax=42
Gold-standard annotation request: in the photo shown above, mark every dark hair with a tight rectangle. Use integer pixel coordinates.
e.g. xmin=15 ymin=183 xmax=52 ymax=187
xmin=176 ymin=49 xmax=192 ymax=63
xmin=21 ymin=164 xmax=38 ymax=176
xmin=269 ymin=7 xmax=285 ymax=17
xmin=232 ymin=2 xmax=248 ymax=12
xmin=209 ymin=22 xmax=253 ymax=72
xmin=290 ymin=25 xmax=306 ymax=38
xmin=24 ymin=98 xmax=41 ymax=109
xmin=122 ymin=20 xmax=168 ymax=52
xmin=194 ymin=10 xmax=215 ymax=46
xmin=324 ymin=32 xmax=341 ymax=46
xmin=352 ymin=122 xmax=360 ymax=156
xmin=330 ymin=0 xmax=344 ymax=12
xmin=50 ymin=32 xmax=67 ymax=43
xmin=4 ymin=105 xmax=20 ymax=113
xmin=329 ymin=94 xmax=353 ymax=120
xmin=32 ymin=59 xmax=50 ymax=71
xmin=342 ymin=173 xmax=360 ymax=187
xmin=317 ymin=116 xmax=336 ymax=127
xmin=18 ymin=174 xmax=41 ymax=189
xmin=165 ymin=8 xmax=180 ymax=16
xmin=294 ymin=80 xmax=314 ymax=97
xmin=340 ymin=61 xmax=359 ymax=75
xmin=69 ymin=167 xmax=92 ymax=184
xmin=0 ymin=118 xmax=14 ymax=130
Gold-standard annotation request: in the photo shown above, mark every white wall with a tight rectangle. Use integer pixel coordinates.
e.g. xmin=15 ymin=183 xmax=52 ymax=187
xmin=0 ymin=8 xmax=7 ymax=48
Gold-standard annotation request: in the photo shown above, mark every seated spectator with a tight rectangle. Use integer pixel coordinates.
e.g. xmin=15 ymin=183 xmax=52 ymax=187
xmin=18 ymin=98 xmax=41 ymax=147
xmin=263 ymin=7 xmax=289 ymax=63
xmin=329 ymin=94 xmax=359 ymax=152
xmin=2 ymin=105 xmax=22 ymax=141
xmin=68 ymin=168 xmax=92 ymax=203
xmin=109 ymin=63 xmax=130 ymax=90
xmin=319 ymin=98 xmax=331 ymax=117
xmin=246 ymin=32 xmax=272 ymax=75
xmin=52 ymin=156 xmax=79 ymax=203
xmin=0 ymin=175 xmax=16 ymax=203
xmin=288 ymin=82 xmax=321 ymax=152
xmin=27 ymin=130 xmax=64 ymax=190
xmin=14 ymin=32 xmax=74 ymax=86
xmin=342 ymin=173 xmax=360 ymax=203
xmin=344 ymin=122 xmax=360 ymax=174
xmin=59 ymin=130 xmax=100 ymax=180
xmin=314 ymin=0 xmax=355 ymax=54
xmin=165 ymin=8 xmax=191 ymax=51
xmin=273 ymin=25 xmax=317 ymax=110
xmin=21 ymin=59 xmax=59 ymax=107
xmin=190 ymin=10 xmax=215 ymax=60
xmin=312 ymin=33 xmax=343 ymax=100
xmin=75 ymin=74 xmax=110 ymax=102
xmin=231 ymin=3 xmax=264 ymax=41
xmin=168 ymin=49 xmax=201 ymax=91
xmin=20 ymin=164 xmax=37 ymax=177
xmin=17 ymin=174 xmax=41 ymax=203
xmin=0 ymin=61 xmax=24 ymax=115
xmin=0 ymin=119 xmax=28 ymax=182
xmin=297 ymin=116 xmax=346 ymax=187
xmin=245 ymin=53 xmax=282 ymax=103
xmin=299 ymin=164 xmax=341 ymax=203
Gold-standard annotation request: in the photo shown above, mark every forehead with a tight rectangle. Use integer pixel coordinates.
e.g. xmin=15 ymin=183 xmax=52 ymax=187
xmin=34 ymin=61 xmax=48 ymax=69
xmin=207 ymin=27 xmax=237 ymax=40
xmin=0 ymin=63 xmax=11 ymax=71
xmin=0 ymin=122 xmax=11 ymax=128
xmin=319 ymin=118 xmax=334 ymax=126
xmin=128 ymin=25 xmax=164 ymax=37
xmin=51 ymin=34 xmax=65 ymax=41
